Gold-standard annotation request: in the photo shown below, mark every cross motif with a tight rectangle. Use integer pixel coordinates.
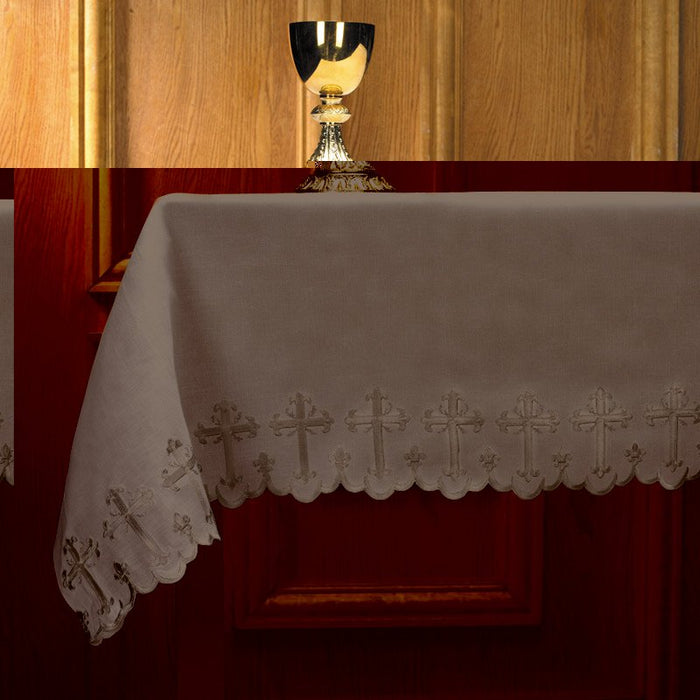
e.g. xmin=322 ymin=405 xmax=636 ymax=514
xmin=162 ymin=439 xmax=214 ymax=523
xmin=422 ymin=391 xmax=483 ymax=477
xmin=112 ymin=562 xmax=136 ymax=607
xmin=645 ymin=385 xmax=700 ymax=471
xmin=270 ymin=393 xmax=334 ymax=481
xmin=103 ymin=487 xmax=169 ymax=566
xmin=345 ymin=388 xmax=410 ymax=480
xmin=195 ymin=401 xmax=259 ymax=488
xmin=496 ymin=393 xmax=558 ymax=481
xmin=62 ymin=536 xmax=113 ymax=616
xmin=162 ymin=440 xmax=201 ymax=491
xmin=570 ymin=387 xmax=631 ymax=479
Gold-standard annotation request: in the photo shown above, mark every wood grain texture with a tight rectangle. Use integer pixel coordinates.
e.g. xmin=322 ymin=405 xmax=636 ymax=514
xmin=229 ymin=489 xmax=543 ymax=629
xmin=0 ymin=1 xmax=76 ymax=166
xmin=115 ymin=0 xmax=302 ymax=167
xmin=0 ymin=0 xmax=697 ymax=164
xmin=462 ymin=0 xmax=636 ymax=159
xmin=681 ymin=0 xmax=700 ymax=158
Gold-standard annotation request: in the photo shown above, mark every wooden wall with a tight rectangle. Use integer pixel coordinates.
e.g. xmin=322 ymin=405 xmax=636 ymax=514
xmin=2 ymin=0 xmax=698 ymax=166
xmin=0 ymin=0 xmax=78 ymax=167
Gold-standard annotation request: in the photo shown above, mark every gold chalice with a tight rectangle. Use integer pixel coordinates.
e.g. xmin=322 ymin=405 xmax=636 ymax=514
xmin=289 ymin=20 xmax=394 ymax=192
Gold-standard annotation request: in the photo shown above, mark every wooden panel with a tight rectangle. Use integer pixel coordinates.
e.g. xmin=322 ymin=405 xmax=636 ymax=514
xmin=681 ymin=0 xmax=700 ymax=158
xmin=228 ymin=489 xmax=543 ymax=628
xmin=0 ymin=0 xmax=695 ymax=164
xmin=462 ymin=0 xmax=632 ymax=159
xmin=114 ymin=0 xmax=303 ymax=167
xmin=225 ymin=484 xmax=682 ymax=699
xmin=0 ymin=1 xmax=77 ymax=166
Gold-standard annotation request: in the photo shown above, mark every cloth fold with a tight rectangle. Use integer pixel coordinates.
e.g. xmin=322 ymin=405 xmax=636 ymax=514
xmin=55 ymin=192 xmax=700 ymax=642
xmin=0 ymin=201 xmax=13 ymax=486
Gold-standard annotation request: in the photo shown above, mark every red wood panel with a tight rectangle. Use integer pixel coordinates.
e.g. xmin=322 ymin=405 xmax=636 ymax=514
xmin=228 ymin=489 xmax=543 ymax=629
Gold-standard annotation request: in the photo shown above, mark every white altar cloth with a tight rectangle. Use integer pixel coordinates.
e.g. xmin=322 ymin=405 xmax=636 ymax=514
xmin=55 ymin=192 xmax=700 ymax=642
xmin=0 ymin=201 xmax=13 ymax=486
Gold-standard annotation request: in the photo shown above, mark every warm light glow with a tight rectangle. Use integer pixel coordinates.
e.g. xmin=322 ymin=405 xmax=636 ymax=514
xmin=335 ymin=22 xmax=345 ymax=47
xmin=305 ymin=44 xmax=369 ymax=96
xmin=316 ymin=21 xmax=325 ymax=46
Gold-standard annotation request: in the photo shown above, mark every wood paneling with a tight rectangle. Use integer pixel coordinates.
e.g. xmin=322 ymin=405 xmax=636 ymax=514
xmin=0 ymin=1 xmax=77 ymax=166
xmin=114 ymin=1 xmax=302 ymax=167
xmin=2 ymin=0 xmax=698 ymax=164
xmin=681 ymin=0 xmax=700 ymax=158
xmin=462 ymin=0 xmax=639 ymax=159
xmin=229 ymin=489 xmax=543 ymax=629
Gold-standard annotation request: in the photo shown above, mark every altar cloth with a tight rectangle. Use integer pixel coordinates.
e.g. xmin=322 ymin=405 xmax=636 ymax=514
xmin=55 ymin=192 xmax=700 ymax=642
xmin=0 ymin=201 xmax=13 ymax=486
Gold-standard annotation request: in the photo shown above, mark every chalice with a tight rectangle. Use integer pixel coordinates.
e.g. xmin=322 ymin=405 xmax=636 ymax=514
xmin=289 ymin=21 xmax=394 ymax=192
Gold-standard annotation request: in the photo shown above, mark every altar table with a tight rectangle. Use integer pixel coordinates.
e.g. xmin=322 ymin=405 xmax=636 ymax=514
xmin=54 ymin=192 xmax=700 ymax=643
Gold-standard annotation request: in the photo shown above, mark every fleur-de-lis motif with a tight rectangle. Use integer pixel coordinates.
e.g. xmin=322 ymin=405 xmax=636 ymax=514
xmin=404 ymin=445 xmax=426 ymax=472
xmin=625 ymin=443 xmax=646 ymax=467
xmin=479 ymin=448 xmax=499 ymax=472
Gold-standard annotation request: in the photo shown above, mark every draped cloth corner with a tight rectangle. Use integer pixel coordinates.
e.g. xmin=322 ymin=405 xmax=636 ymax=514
xmin=54 ymin=192 xmax=700 ymax=643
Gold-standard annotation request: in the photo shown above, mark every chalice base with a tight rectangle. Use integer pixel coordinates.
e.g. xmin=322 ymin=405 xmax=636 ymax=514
xmin=296 ymin=160 xmax=395 ymax=193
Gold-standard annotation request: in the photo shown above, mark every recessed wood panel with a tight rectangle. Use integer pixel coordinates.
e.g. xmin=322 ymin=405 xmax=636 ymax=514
xmin=461 ymin=0 xmax=637 ymax=159
xmin=1 ymin=0 xmax=696 ymax=164
xmin=114 ymin=1 xmax=302 ymax=167
xmin=226 ymin=489 xmax=543 ymax=629
xmin=0 ymin=1 xmax=76 ymax=167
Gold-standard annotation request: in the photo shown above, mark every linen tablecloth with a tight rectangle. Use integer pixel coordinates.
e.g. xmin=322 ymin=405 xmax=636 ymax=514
xmin=0 ymin=201 xmax=13 ymax=486
xmin=55 ymin=192 xmax=700 ymax=642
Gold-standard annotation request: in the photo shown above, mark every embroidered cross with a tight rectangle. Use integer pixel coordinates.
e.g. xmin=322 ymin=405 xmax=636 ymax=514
xmin=62 ymin=536 xmax=113 ymax=616
xmin=162 ymin=440 xmax=214 ymax=523
xmin=570 ymin=387 xmax=631 ymax=479
xmin=645 ymin=385 xmax=700 ymax=472
xmin=423 ymin=391 xmax=483 ymax=477
xmin=162 ymin=442 xmax=201 ymax=491
xmin=345 ymin=388 xmax=410 ymax=480
xmin=270 ymin=393 xmax=333 ymax=482
xmin=103 ymin=487 xmax=169 ymax=566
xmin=496 ymin=393 xmax=558 ymax=481
xmin=195 ymin=401 xmax=259 ymax=488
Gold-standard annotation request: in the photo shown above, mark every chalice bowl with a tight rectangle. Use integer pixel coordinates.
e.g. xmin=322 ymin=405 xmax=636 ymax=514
xmin=289 ymin=21 xmax=394 ymax=192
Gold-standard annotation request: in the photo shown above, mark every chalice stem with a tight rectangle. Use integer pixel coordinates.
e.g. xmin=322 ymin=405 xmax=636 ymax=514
xmin=310 ymin=123 xmax=352 ymax=162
